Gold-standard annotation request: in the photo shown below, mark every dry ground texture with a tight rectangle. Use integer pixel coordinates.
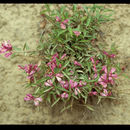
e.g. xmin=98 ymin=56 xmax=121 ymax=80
xmin=0 ymin=4 xmax=130 ymax=124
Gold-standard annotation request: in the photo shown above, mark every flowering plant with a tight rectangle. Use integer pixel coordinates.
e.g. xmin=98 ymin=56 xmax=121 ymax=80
xmin=0 ymin=4 xmax=127 ymax=112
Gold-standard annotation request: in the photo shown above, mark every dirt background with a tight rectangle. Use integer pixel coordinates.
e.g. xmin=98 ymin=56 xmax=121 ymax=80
xmin=0 ymin=4 xmax=130 ymax=124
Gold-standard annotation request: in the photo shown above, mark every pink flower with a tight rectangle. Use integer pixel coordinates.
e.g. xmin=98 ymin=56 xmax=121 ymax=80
xmin=78 ymin=81 xmax=87 ymax=87
xmin=34 ymin=97 xmax=42 ymax=106
xmin=109 ymin=54 xmax=116 ymax=58
xmin=73 ymin=31 xmax=81 ymax=37
xmin=44 ymin=80 xmax=53 ymax=86
xmin=93 ymin=73 xmax=97 ymax=79
xmin=70 ymin=70 xmax=74 ymax=74
xmin=62 ymin=19 xmax=69 ymax=24
xmin=24 ymin=94 xmax=42 ymax=106
xmin=98 ymin=67 xmax=118 ymax=87
xmin=74 ymin=60 xmax=82 ymax=67
xmin=45 ymin=72 xmax=53 ymax=78
xmin=0 ymin=40 xmax=13 ymax=58
xmin=90 ymin=57 xmax=95 ymax=64
xmin=56 ymin=73 xmax=64 ymax=82
xmin=100 ymin=89 xmax=108 ymax=97
xmin=98 ymin=73 xmax=108 ymax=88
xmin=60 ymin=80 xmax=69 ymax=89
xmin=4 ymin=52 xmax=13 ymax=58
xmin=52 ymin=52 xmax=59 ymax=60
xmin=89 ymin=91 xmax=98 ymax=96
xmin=24 ymin=94 xmax=34 ymax=101
xmin=103 ymin=51 xmax=109 ymax=56
xmin=60 ymin=53 xmax=66 ymax=60
xmin=74 ymin=88 xmax=81 ymax=95
xmin=60 ymin=23 xmax=66 ymax=29
xmin=103 ymin=51 xmax=115 ymax=58
xmin=96 ymin=60 xmax=99 ymax=65
xmin=69 ymin=80 xmax=78 ymax=88
xmin=108 ymin=68 xmax=118 ymax=85
xmin=56 ymin=16 xmax=60 ymax=22
xmin=58 ymin=63 xmax=62 ymax=68
xmin=18 ymin=64 xmax=40 ymax=82
xmin=90 ymin=57 xmax=98 ymax=79
xmin=61 ymin=92 xmax=68 ymax=99
xmin=101 ymin=65 xmax=107 ymax=73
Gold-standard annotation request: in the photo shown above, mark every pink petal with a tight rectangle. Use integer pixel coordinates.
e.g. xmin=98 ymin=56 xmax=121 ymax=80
xmin=52 ymin=52 xmax=59 ymax=60
xmin=56 ymin=76 xmax=62 ymax=82
xmin=44 ymin=80 xmax=53 ymax=86
xmin=60 ymin=23 xmax=66 ymax=29
xmin=74 ymin=61 xmax=81 ymax=67
xmin=101 ymin=73 xmax=107 ymax=80
xmin=74 ymin=88 xmax=81 ymax=95
xmin=100 ymin=92 xmax=107 ymax=97
xmin=59 ymin=63 xmax=62 ymax=68
xmin=78 ymin=81 xmax=87 ymax=87
xmin=109 ymin=54 xmax=115 ymax=58
xmin=34 ymin=101 xmax=39 ymax=106
xmin=56 ymin=16 xmax=60 ymax=22
xmin=90 ymin=57 xmax=95 ymax=64
xmin=111 ymin=74 xmax=118 ymax=79
xmin=93 ymin=73 xmax=97 ymax=79
xmin=99 ymin=81 xmax=107 ymax=88
xmin=56 ymin=73 xmax=64 ymax=78
xmin=35 ymin=97 xmax=42 ymax=102
xmin=4 ymin=52 xmax=12 ymax=57
xmin=73 ymin=31 xmax=80 ymax=37
xmin=24 ymin=94 xmax=34 ymax=101
xmin=60 ymin=53 xmax=66 ymax=60
xmin=61 ymin=92 xmax=68 ymax=98
xmin=102 ymin=66 xmax=107 ymax=73
xmin=89 ymin=91 xmax=97 ymax=96
xmin=103 ymin=51 xmax=109 ymax=56
xmin=74 ymin=81 xmax=78 ymax=88
xmin=62 ymin=19 xmax=69 ymax=24
xmin=110 ymin=68 xmax=116 ymax=74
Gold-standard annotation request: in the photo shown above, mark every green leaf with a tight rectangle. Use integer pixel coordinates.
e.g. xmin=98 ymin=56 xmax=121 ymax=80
xmin=47 ymin=93 xmax=51 ymax=104
xmin=62 ymin=71 xmax=70 ymax=80
xmin=58 ymin=30 xmax=66 ymax=37
xmin=55 ymin=86 xmax=69 ymax=92
xmin=85 ymin=104 xmax=95 ymax=111
xmin=23 ymin=43 xmax=29 ymax=51
xmin=60 ymin=104 xmax=72 ymax=113
xmin=13 ymin=46 xmax=22 ymax=51
xmin=86 ymin=16 xmax=91 ymax=27
xmin=51 ymin=97 xmax=60 ymax=107
xmin=34 ymin=87 xmax=40 ymax=94
xmin=10 ymin=52 xmax=17 ymax=58
xmin=122 ymin=74 xmax=130 ymax=81
xmin=73 ymin=4 xmax=77 ymax=12
xmin=62 ymin=60 xmax=70 ymax=68
xmin=74 ymin=46 xmax=83 ymax=51
xmin=51 ymin=44 xmax=58 ymax=55
xmin=97 ymin=96 xmax=102 ymax=104
xmin=66 ymin=45 xmax=75 ymax=52
xmin=43 ymin=87 xmax=53 ymax=93
xmin=54 ymin=67 xmax=60 ymax=74
xmin=68 ymin=26 xmax=73 ymax=37
xmin=81 ymin=16 xmax=87 ymax=23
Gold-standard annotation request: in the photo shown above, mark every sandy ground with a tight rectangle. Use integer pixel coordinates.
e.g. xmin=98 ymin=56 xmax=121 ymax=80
xmin=0 ymin=4 xmax=130 ymax=124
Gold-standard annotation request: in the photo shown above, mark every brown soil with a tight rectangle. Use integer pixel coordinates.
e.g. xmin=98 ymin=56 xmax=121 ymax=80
xmin=0 ymin=4 xmax=130 ymax=124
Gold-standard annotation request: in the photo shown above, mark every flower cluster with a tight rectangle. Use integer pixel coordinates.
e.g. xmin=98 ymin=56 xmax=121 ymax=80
xmin=56 ymin=16 xmax=81 ymax=37
xmin=18 ymin=64 xmax=40 ymax=82
xmin=1 ymin=5 xmax=123 ymax=111
xmin=24 ymin=94 xmax=42 ymax=106
xmin=0 ymin=40 xmax=13 ymax=58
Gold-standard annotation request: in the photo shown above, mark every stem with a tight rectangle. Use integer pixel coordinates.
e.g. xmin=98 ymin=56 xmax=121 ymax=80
xmin=13 ymin=50 xmax=38 ymax=53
